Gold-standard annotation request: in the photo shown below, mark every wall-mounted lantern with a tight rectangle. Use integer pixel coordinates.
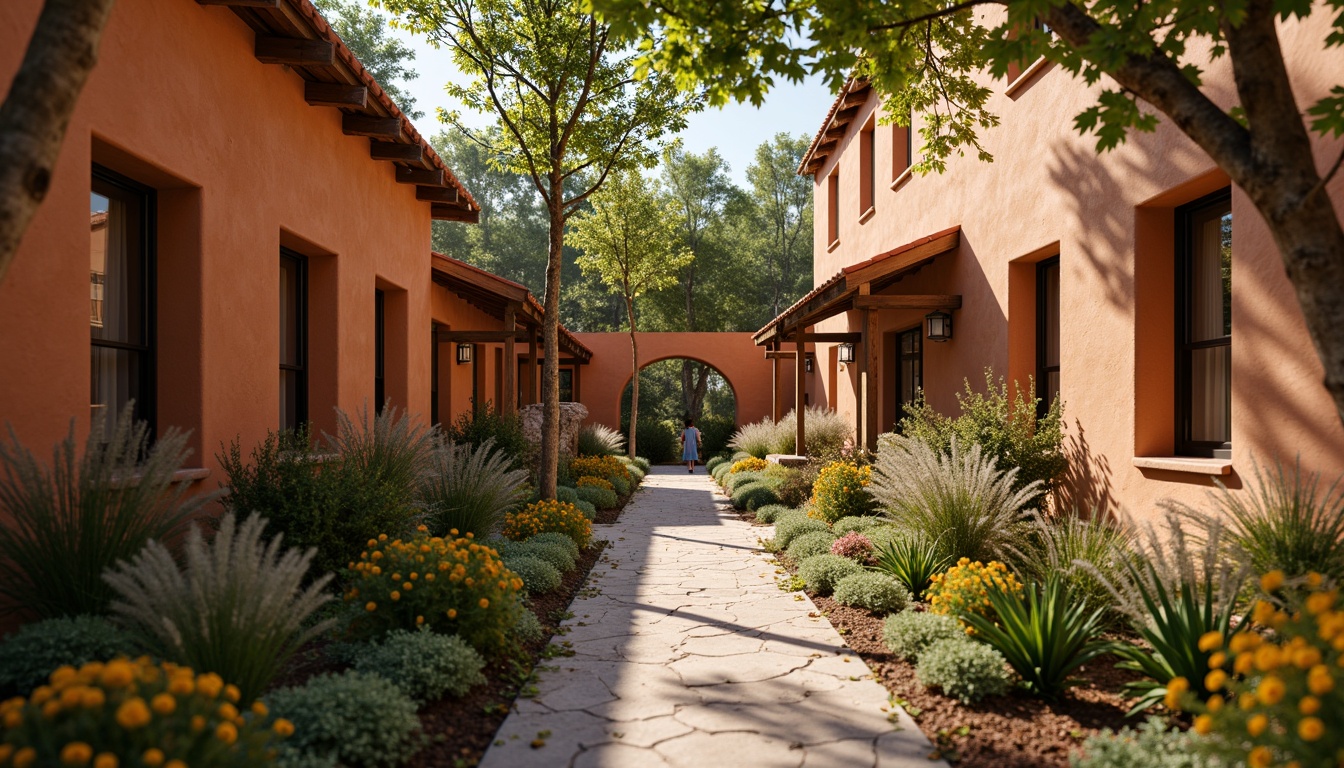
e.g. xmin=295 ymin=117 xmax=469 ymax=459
xmin=925 ymin=310 xmax=953 ymax=342
xmin=837 ymin=343 xmax=856 ymax=364
xmin=804 ymin=355 xmax=814 ymax=373
xmin=456 ymin=343 xmax=473 ymax=364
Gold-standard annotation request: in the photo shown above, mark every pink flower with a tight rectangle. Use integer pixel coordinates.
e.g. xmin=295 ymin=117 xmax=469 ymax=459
xmin=831 ymin=532 xmax=874 ymax=560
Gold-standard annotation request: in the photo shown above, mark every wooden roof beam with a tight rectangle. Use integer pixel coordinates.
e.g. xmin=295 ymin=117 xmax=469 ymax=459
xmin=369 ymin=141 xmax=422 ymax=163
xmin=198 ymin=0 xmax=278 ymax=6
xmin=416 ymin=186 xmax=459 ymax=203
xmin=343 ymin=114 xmax=402 ymax=140
xmin=305 ymin=82 xmax=367 ymax=108
xmin=396 ymin=166 xmax=445 ymax=186
xmin=432 ymin=204 xmax=479 ymax=223
xmin=255 ymin=36 xmax=334 ymax=66
xmin=853 ymin=294 xmax=963 ymax=311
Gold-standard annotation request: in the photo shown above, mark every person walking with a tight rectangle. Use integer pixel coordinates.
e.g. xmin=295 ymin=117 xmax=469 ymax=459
xmin=680 ymin=417 xmax=702 ymax=473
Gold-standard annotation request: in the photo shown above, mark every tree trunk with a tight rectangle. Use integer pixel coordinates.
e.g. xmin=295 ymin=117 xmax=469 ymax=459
xmin=626 ymin=296 xmax=639 ymax=458
xmin=0 ymin=0 xmax=118 ymax=284
xmin=539 ymin=178 xmax=565 ymax=498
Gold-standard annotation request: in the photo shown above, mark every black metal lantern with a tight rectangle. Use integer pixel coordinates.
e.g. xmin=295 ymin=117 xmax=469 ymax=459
xmin=925 ymin=310 xmax=953 ymax=342
xmin=837 ymin=343 xmax=856 ymax=364
xmin=805 ymin=355 xmax=814 ymax=373
xmin=456 ymin=342 xmax=473 ymax=364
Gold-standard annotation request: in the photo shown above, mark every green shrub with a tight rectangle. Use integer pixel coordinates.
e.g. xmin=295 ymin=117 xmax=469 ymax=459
xmin=623 ymin=419 xmax=678 ymax=463
xmin=353 ymin=628 xmax=484 ymax=703
xmin=0 ymin=616 xmax=140 ymax=696
xmin=608 ymin=472 xmax=632 ymax=496
xmin=712 ymin=464 xmax=733 ymax=485
xmin=916 ymin=637 xmax=1012 ymax=703
xmin=798 ymin=554 xmax=865 ymax=596
xmin=515 ymin=609 xmax=544 ymax=643
xmin=811 ymin=461 xmax=876 ymax=522
xmin=831 ymin=531 xmax=874 ymax=560
xmin=104 ymin=513 xmax=335 ymax=703
xmin=724 ymin=470 xmax=765 ymax=493
xmin=0 ymin=404 xmax=212 ymax=617
xmin=697 ymin=417 xmax=735 ymax=456
xmin=523 ymin=540 xmax=577 ymax=572
xmin=753 ymin=504 xmax=792 ymax=523
xmin=1070 ymin=717 xmax=1209 ymax=768
xmin=882 ymin=611 xmax=963 ymax=661
xmin=776 ymin=465 xmax=815 ymax=508
xmin=773 ymin=515 xmax=829 ymax=550
xmin=504 ymin=554 xmax=562 ymax=594
xmin=444 ymin=403 xmax=528 ymax=470
xmin=577 ymin=423 xmax=626 ymax=456
xmin=871 ymin=533 xmax=954 ymax=600
xmin=870 ymin=436 xmax=1040 ymax=563
xmin=833 ymin=516 xmax=883 ymax=536
xmin=959 ymin=574 xmax=1113 ymax=699
xmin=733 ymin=481 xmax=781 ymax=511
xmin=419 ymin=438 xmax=528 ymax=540
xmin=833 ymin=572 xmax=910 ymax=613
xmin=556 ymin=486 xmax=580 ymax=505
xmin=623 ymin=463 xmax=646 ymax=483
xmin=575 ymin=484 xmax=619 ymax=510
xmin=786 ymin=530 xmax=838 ymax=561
xmin=1012 ymin=511 xmax=1134 ymax=625
xmin=268 ymin=671 xmax=421 ymax=768
xmin=574 ymin=499 xmax=597 ymax=520
xmin=631 ymin=456 xmax=651 ymax=472
xmin=897 ymin=369 xmax=1065 ymax=505
xmin=529 ymin=531 xmax=580 ymax=561
xmin=862 ymin=524 xmax=902 ymax=551
xmin=705 ymin=456 xmax=729 ymax=473
xmin=221 ymin=406 xmax=432 ymax=580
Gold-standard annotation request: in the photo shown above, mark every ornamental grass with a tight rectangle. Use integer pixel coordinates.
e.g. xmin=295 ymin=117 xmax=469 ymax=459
xmin=345 ymin=526 xmax=524 ymax=653
xmin=0 ymin=657 xmax=292 ymax=767
xmin=503 ymin=500 xmax=592 ymax=549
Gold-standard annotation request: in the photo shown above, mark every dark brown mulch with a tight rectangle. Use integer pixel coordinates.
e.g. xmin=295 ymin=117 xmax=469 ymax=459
xmin=593 ymin=488 xmax=637 ymax=525
xmin=407 ymin=538 xmax=607 ymax=768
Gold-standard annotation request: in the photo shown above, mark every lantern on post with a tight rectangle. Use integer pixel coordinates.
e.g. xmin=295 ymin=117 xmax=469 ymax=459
xmin=456 ymin=343 xmax=473 ymax=364
xmin=837 ymin=343 xmax=856 ymax=364
xmin=925 ymin=310 xmax=953 ymax=342
xmin=804 ymin=355 xmax=814 ymax=373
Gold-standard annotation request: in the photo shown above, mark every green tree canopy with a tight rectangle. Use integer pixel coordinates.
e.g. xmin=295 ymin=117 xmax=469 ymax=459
xmin=316 ymin=0 xmax=423 ymax=119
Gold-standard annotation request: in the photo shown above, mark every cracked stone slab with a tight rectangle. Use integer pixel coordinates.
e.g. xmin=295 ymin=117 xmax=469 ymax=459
xmin=477 ymin=467 xmax=941 ymax=768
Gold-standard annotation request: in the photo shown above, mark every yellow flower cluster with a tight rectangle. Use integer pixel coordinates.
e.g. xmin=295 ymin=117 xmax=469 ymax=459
xmin=0 ymin=657 xmax=288 ymax=767
xmin=503 ymin=500 xmax=592 ymax=549
xmin=576 ymin=476 xmax=614 ymax=493
xmin=1183 ymin=572 xmax=1344 ymax=767
xmin=345 ymin=526 xmax=524 ymax=650
xmin=728 ymin=457 xmax=769 ymax=475
xmin=808 ymin=461 xmax=874 ymax=523
xmin=570 ymin=456 xmax=631 ymax=486
xmin=926 ymin=558 xmax=1023 ymax=630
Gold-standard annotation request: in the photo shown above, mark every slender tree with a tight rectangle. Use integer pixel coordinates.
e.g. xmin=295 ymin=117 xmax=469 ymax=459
xmin=377 ymin=0 xmax=694 ymax=495
xmin=589 ymin=0 xmax=1344 ymax=428
xmin=746 ymin=133 xmax=813 ymax=319
xmin=0 ymin=0 xmax=118 ymax=285
xmin=570 ymin=170 xmax=692 ymax=457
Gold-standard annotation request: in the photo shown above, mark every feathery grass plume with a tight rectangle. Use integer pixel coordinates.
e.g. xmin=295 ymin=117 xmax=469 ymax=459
xmin=728 ymin=419 xmax=777 ymax=459
xmin=870 ymin=435 xmax=1041 ymax=562
xmin=1084 ymin=510 xmax=1252 ymax=715
xmin=577 ymin=423 xmax=626 ymax=457
xmin=419 ymin=438 xmax=528 ymax=539
xmin=327 ymin=401 xmax=432 ymax=513
xmin=0 ymin=403 xmax=213 ymax=618
xmin=1008 ymin=510 xmax=1136 ymax=626
xmin=1170 ymin=456 xmax=1344 ymax=582
xmin=104 ymin=513 xmax=335 ymax=702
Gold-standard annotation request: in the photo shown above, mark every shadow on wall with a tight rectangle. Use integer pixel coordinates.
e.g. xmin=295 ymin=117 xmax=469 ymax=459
xmin=1054 ymin=418 xmax=1116 ymax=515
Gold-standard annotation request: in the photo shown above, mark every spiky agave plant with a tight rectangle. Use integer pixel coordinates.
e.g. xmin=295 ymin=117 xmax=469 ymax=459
xmin=419 ymin=438 xmax=529 ymax=539
xmin=0 ymin=403 xmax=212 ymax=618
xmin=104 ymin=513 xmax=335 ymax=702
xmin=870 ymin=533 xmax=952 ymax=600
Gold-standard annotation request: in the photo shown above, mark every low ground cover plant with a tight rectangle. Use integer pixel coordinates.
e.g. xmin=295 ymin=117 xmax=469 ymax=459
xmin=832 ymin=516 xmax=883 ymax=536
xmin=0 ymin=657 xmax=293 ymax=766
xmin=104 ymin=513 xmax=335 ymax=703
xmin=495 ymin=538 xmax=576 ymax=573
xmin=503 ymin=500 xmax=592 ymax=548
xmin=882 ymin=610 xmax=963 ymax=662
xmin=798 ymin=554 xmax=864 ymax=595
xmin=0 ymin=616 xmax=140 ymax=697
xmin=832 ymin=572 xmax=910 ymax=613
xmin=772 ymin=515 xmax=829 ymax=550
xmin=502 ymin=554 xmax=562 ymax=594
xmin=1070 ymin=717 xmax=1209 ymax=768
xmin=753 ymin=504 xmax=792 ymax=523
xmin=268 ymin=670 xmax=420 ymax=768
xmin=830 ymin=531 xmax=873 ymax=560
xmin=351 ymin=628 xmax=485 ymax=704
xmin=786 ymin=530 xmax=838 ymax=561
xmin=809 ymin=461 xmax=875 ymax=522
xmin=916 ymin=636 xmax=1013 ymax=704
xmin=733 ymin=480 xmax=781 ymax=510
xmin=575 ymin=483 xmax=619 ymax=510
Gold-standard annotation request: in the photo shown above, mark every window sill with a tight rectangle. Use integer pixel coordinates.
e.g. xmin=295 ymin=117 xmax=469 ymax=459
xmin=858 ymin=207 xmax=876 ymax=225
xmin=827 ymin=238 xmax=841 ymax=253
xmin=1132 ymin=456 xmax=1233 ymax=475
xmin=890 ymin=167 xmax=913 ymax=191
xmin=1006 ymin=57 xmax=1051 ymax=98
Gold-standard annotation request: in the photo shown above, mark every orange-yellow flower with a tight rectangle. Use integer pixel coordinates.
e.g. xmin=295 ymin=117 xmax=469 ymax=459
xmin=274 ymin=717 xmax=295 ymax=737
xmin=60 ymin=742 xmax=93 ymax=765
xmin=115 ymin=698 xmax=151 ymax=729
xmin=1298 ymin=716 xmax=1325 ymax=741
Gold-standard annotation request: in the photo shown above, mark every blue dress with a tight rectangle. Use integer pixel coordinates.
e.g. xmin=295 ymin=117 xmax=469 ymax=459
xmin=680 ymin=427 xmax=700 ymax=461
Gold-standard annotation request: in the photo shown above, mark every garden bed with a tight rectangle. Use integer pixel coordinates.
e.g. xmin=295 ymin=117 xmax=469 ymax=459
xmin=593 ymin=486 xmax=639 ymax=525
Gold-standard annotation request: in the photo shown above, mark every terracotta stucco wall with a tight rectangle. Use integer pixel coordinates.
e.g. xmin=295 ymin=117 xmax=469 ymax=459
xmin=573 ymin=333 xmax=776 ymax=431
xmin=0 ymin=0 xmax=441 ymax=478
xmin=806 ymin=10 xmax=1344 ymax=520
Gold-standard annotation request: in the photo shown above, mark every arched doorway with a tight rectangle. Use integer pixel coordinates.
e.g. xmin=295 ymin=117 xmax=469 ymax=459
xmin=617 ymin=358 xmax=738 ymax=461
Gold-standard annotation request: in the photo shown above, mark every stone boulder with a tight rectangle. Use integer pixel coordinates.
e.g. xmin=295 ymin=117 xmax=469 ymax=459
xmin=520 ymin=402 xmax=589 ymax=460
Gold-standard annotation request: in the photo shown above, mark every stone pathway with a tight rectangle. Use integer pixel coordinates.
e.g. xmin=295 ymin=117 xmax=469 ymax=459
xmin=480 ymin=466 xmax=939 ymax=768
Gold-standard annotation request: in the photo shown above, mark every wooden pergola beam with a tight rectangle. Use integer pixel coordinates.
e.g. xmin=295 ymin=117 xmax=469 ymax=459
xmin=255 ymin=36 xmax=334 ymax=66
xmin=342 ymin=114 xmax=402 ymax=140
xmin=437 ymin=330 xmax=528 ymax=343
xmin=853 ymin=294 xmax=963 ymax=310
xmin=396 ymin=166 xmax=445 ymax=186
xmin=779 ymin=332 xmax=862 ymax=343
xmin=370 ymin=141 xmax=422 ymax=163
xmin=304 ymin=82 xmax=367 ymax=108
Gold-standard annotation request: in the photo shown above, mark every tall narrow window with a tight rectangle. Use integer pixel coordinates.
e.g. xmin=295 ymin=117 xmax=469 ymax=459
xmin=1036 ymin=256 xmax=1060 ymax=418
xmin=892 ymin=117 xmax=913 ymax=181
xmin=430 ymin=323 xmax=440 ymax=425
xmin=895 ymin=327 xmax=922 ymax=428
xmin=91 ymin=166 xmax=155 ymax=438
xmin=374 ymin=289 xmax=386 ymax=414
xmin=859 ymin=124 xmax=875 ymax=214
xmin=1177 ymin=190 xmax=1232 ymax=457
xmin=826 ymin=170 xmax=840 ymax=245
xmin=279 ymin=249 xmax=307 ymax=431
xmin=560 ymin=369 xmax=574 ymax=403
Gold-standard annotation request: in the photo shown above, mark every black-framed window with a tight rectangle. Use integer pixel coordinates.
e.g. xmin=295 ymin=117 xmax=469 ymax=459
xmin=895 ymin=327 xmax=922 ymax=428
xmin=91 ymin=165 xmax=155 ymax=439
xmin=430 ymin=322 xmax=440 ymax=426
xmin=1176 ymin=189 xmax=1232 ymax=458
xmin=374 ymin=290 xmax=386 ymax=414
xmin=280 ymin=249 xmax=308 ymax=431
xmin=1037 ymin=256 xmax=1060 ymax=419
xmin=859 ymin=124 xmax=875 ymax=213
xmin=560 ymin=369 xmax=574 ymax=403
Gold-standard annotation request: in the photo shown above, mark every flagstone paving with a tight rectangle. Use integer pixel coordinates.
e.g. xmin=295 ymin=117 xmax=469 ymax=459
xmin=479 ymin=466 xmax=940 ymax=768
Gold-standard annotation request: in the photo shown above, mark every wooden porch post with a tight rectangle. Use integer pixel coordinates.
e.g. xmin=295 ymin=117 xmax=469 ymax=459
xmin=526 ymin=332 xmax=538 ymax=405
xmin=772 ymin=341 xmax=784 ymax=421
xmin=503 ymin=304 xmax=517 ymax=415
xmin=863 ymin=307 xmax=880 ymax=452
xmin=795 ymin=330 xmax=807 ymax=456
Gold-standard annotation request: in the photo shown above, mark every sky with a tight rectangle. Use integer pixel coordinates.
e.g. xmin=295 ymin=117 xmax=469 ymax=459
xmin=390 ymin=30 xmax=835 ymax=187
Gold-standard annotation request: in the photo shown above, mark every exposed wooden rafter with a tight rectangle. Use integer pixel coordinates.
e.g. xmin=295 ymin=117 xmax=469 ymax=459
xmin=431 ymin=204 xmax=480 ymax=223
xmin=342 ymin=114 xmax=401 ymax=139
xmin=395 ymin=166 xmax=445 ymax=186
xmin=197 ymin=0 xmax=279 ymax=7
xmin=852 ymin=294 xmax=963 ymax=310
xmin=254 ymin=36 xmax=333 ymax=66
xmin=304 ymin=82 xmax=367 ymax=108
xmin=416 ymin=186 xmax=459 ymax=203
xmin=370 ymin=141 xmax=422 ymax=163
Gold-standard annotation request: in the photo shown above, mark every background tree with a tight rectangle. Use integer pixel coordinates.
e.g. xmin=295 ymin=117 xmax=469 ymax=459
xmin=588 ymin=0 xmax=1344 ymax=428
xmin=746 ymin=133 xmax=814 ymax=319
xmin=570 ymin=170 xmax=692 ymax=457
xmin=0 ymin=0 xmax=118 ymax=285
xmin=315 ymin=0 xmax=423 ymax=118
xmin=378 ymin=0 xmax=694 ymax=495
